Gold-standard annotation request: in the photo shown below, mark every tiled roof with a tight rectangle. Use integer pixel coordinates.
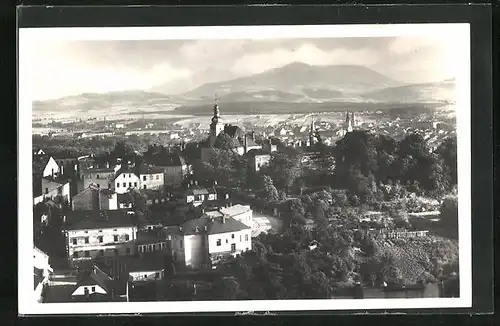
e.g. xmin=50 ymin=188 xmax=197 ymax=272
xmin=180 ymin=215 xmax=250 ymax=236
xmin=65 ymin=210 xmax=135 ymax=231
xmin=219 ymin=204 xmax=252 ymax=217
xmin=114 ymin=165 xmax=138 ymax=180
xmin=74 ymin=266 xmax=113 ymax=294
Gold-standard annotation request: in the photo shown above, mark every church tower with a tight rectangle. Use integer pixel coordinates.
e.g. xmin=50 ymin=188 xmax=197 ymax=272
xmin=309 ymin=117 xmax=316 ymax=146
xmin=209 ymin=95 xmax=225 ymax=148
xmin=346 ymin=111 xmax=353 ymax=132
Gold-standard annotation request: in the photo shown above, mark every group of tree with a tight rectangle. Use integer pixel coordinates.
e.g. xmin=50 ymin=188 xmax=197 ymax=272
xmin=332 ymin=131 xmax=457 ymax=201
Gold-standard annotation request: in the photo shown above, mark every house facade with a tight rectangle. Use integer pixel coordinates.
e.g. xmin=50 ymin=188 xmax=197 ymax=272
xmin=38 ymin=177 xmax=71 ymax=204
xmin=80 ymin=167 xmax=116 ymax=193
xmin=65 ymin=211 xmax=138 ymax=266
xmin=137 ymin=165 xmax=165 ymax=190
xmin=246 ymin=149 xmax=271 ymax=172
xmin=33 ymin=156 xmax=60 ymax=179
xmin=218 ymin=204 xmax=253 ymax=228
xmin=168 ymin=215 xmax=252 ymax=269
xmin=114 ymin=168 xmax=140 ymax=194
xmin=147 ymin=152 xmax=190 ymax=188
xmin=72 ymin=186 xmax=118 ymax=211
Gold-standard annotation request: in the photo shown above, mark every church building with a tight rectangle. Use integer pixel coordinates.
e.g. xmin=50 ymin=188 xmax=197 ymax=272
xmin=201 ymin=100 xmax=262 ymax=162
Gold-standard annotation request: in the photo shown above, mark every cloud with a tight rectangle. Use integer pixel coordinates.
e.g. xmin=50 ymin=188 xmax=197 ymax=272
xmin=231 ymin=43 xmax=381 ymax=75
xmin=30 ymin=41 xmax=192 ymax=100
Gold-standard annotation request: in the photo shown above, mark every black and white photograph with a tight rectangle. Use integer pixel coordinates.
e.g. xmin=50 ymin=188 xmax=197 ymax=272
xmin=18 ymin=23 xmax=471 ymax=314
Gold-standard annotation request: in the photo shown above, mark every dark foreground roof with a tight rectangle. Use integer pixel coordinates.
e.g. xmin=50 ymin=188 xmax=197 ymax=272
xmin=127 ymin=253 xmax=167 ymax=273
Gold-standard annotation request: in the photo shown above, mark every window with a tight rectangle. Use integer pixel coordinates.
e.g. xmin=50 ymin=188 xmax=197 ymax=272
xmin=99 ymin=230 xmax=102 ymax=233
xmin=72 ymin=238 xmax=77 ymax=245
xmin=116 ymin=183 xmax=120 ymax=188
xmin=45 ymin=188 xmax=48 ymax=194
xmin=156 ymin=175 xmax=159 ymax=180
xmin=143 ymin=176 xmax=146 ymax=181
xmin=226 ymin=239 xmax=228 ymax=244
xmin=113 ymin=235 xmax=118 ymax=242
xmin=155 ymin=272 xmax=160 ymax=279
xmin=113 ymin=229 xmax=117 ymax=231
xmin=108 ymin=183 xmax=111 ymax=188
xmin=85 ymin=231 xmax=88 ymax=234
xmin=84 ymin=251 xmax=90 ymax=257
xmin=149 ymin=175 xmax=153 ymax=180
xmin=84 ymin=237 xmax=89 ymax=244
xmin=134 ymin=182 xmax=137 ymax=187
xmin=96 ymin=175 xmax=100 ymax=179
xmin=239 ymin=235 xmax=242 ymax=242
xmin=129 ymin=182 xmax=132 ymax=188
xmin=126 ymin=248 xmax=131 ymax=254
xmin=231 ymin=234 xmax=235 ymax=239
xmin=73 ymin=252 xmax=78 ymax=258
xmin=149 ymin=245 xmax=153 ymax=252
xmin=245 ymin=234 xmax=249 ymax=241
xmin=143 ymin=185 xmax=147 ymax=189
xmin=125 ymin=234 xmax=130 ymax=241
xmin=128 ymin=174 xmax=131 ymax=178
xmin=123 ymin=183 xmax=126 ymax=187
xmin=97 ymin=184 xmax=100 ymax=188
xmin=143 ymin=275 xmax=147 ymax=279
xmin=216 ymin=239 xmax=221 ymax=246
xmin=92 ymin=286 xmax=96 ymax=292
xmin=231 ymin=243 xmax=236 ymax=252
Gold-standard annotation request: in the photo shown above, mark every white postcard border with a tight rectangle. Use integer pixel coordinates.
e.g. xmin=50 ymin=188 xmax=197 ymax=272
xmin=18 ymin=23 xmax=471 ymax=315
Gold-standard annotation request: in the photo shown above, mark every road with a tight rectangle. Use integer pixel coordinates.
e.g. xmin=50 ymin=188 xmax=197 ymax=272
xmin=251 ymin=211 xmax=283 ymax=238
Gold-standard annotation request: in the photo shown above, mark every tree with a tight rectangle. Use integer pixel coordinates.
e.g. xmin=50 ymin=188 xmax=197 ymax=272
xmin=258 ymin=175 xmax=279 ymax=203
xmin=212 ymin=277 xmax=243 ymax=300
xmin=214 ymin=133 xmax=240 ymax=150
xmin=436 ymin=136 xmax=457 ymax=185
xmin=266 ymin=150 xmax=302 ymax=193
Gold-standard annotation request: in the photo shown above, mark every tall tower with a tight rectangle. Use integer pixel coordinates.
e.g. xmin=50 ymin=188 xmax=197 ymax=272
xmin=209 ymin=95 xmax=224 ymax=148
xmin=346 ymin=111 xmax=353 ymax=133
xmin=309 ymin=116 xmax=316 ymax=146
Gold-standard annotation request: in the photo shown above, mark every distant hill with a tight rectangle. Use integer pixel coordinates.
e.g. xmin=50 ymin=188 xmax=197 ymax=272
xmin=183 ymin=62 xmax=401 ymax=100
xmin=361 ymin=79 xmax=456 ymax=104
xmin=32 ymin=90 xmax=171 ymax=112
xmin=150 ymin=68 xmax=239 ymax=95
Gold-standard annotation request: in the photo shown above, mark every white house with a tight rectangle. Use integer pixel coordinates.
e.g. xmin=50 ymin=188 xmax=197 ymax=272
xmin=218 ymin=204 xmax=253 ymax=228
xmin=184 ymin=184 xmax=219 ymax=207
xmin=136 ymin=164 xmax=165 ymax=190
xmin=33 ymin=156 xmax=60 ymax=178
xmin=64 ymin=210 xmax=137 ymax=265
xmin=147 ymin=152 xmax=190 ymax=188
xmin=71 ymin=265 xmax=119 ymax=300
xmin=113 ymin=166 xmax=140 ymax=194
xmin=33 ymin=247 xmax=53 ymax=303
xmin=167 ymin=215 xmax=252 ymax=269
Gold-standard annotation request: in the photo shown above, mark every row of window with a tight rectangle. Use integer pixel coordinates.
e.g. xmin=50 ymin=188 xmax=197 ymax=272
xmin=71 ymin=234 xmax=130 ymax=245
xmin=138 ymin=242 xmax=166 ymax=253
xmin=142 ymin=175 xmax=160 ymax=181
xmin=215 ymin=234 xmax=249 ymax=246
xmin=73 ymin=247 xmax=131 ymax=258
xmin=116 ymin=182 xmax=137 ymax=188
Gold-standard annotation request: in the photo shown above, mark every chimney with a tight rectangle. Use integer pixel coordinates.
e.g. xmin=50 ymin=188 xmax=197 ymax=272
xmin=251 ymin=131 xmax=255 ymax=141
xmin=222 ymin=215 xmax=226 ymax=224
xmin=204 ymin=225 xmax=207 ymax=232
xmin=105 ymin=162 xmax=110 ymax=169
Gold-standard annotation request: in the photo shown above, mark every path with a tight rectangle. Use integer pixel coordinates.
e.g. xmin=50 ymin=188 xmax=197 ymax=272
xmin=252 ymin=211 xmax=283 ymax=237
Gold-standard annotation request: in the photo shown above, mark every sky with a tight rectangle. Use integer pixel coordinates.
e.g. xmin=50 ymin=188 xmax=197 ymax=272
xmin=29 ymin=36 xmax=464 ymax=100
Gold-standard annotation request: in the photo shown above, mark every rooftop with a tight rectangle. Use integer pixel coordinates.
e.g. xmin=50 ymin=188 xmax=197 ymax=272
xmin=136 ymin=230 xmax=167 ymax=245
xmin=147 ymin=152 xmax=187 ymax=167
xmin=179 ymin=215 xmax=250 ymax=236
xmin=245 ymin=148 xmax=271 ymax=157
xmin=136 ymin=164 xmax=164 ymax=175
xmin=219 ymin=204 xmax=252 ymax=217
xmin=65 ymin=210 xmax=135 ymax=231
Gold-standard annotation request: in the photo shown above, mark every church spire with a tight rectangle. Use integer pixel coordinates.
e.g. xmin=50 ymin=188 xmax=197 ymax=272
xmin=213 ymin=94 xmax=220 ymax=118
